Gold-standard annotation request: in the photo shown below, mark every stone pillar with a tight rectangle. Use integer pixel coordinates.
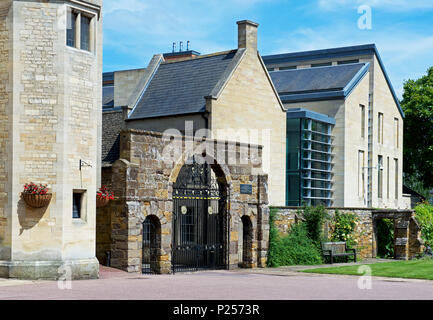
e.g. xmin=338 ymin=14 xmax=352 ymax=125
xmin=394 ymin=215 xmax=410 ymax=260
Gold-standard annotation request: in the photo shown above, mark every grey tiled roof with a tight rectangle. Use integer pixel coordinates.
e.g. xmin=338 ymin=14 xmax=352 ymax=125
xmin=128 ymin=50 xmax=238 ymax=120
xmin=102 ymin=110 xmax=123 ymax=166
xmin=103 ymin=86 xmax=114 ymax=108
xmin=270 ymin=63 xmax=366 ymax=94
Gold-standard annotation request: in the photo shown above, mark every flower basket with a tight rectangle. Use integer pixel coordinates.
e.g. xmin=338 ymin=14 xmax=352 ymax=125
xmin=96 ymin=196 xmax=110 ymax=208
xmin=96 ymin=185 xmax=114 ymax=208
xmin=22 ymin=193 xmax=52 ymax=208
xmin=21 ymin=182 xmax=51 ymax=208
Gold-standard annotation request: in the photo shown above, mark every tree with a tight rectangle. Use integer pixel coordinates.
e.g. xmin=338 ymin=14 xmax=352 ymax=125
xmin=401 ymin=66 xmax=433 ymax=193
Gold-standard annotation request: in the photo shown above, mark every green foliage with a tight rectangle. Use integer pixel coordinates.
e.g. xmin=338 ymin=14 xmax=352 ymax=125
xmin=330 ymin=210 xmax=358 ymax=248
xmin=300 ymin=205 xmax=329 ymax=246
xmin=376 ymin=219 xmax=395 ymax=258
xmin=414 ymin=202 xmax=433 ymax=247
xmin=267 ymin=208 xmax=322 ymax=267
xmin=401 ymin=66 xmax=433 ymax=190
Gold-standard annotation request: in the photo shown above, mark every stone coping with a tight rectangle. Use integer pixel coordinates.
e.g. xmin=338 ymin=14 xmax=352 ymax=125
xmin=270 ymin=206 xmax=413 ymax=213
xmin=121 ymin=128 xmax=264 ymax=149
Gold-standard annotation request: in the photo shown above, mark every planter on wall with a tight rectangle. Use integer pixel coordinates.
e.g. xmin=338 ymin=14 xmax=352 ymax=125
xmin=22 ymin=193 xmax=52 ymax=208
xmin=96 ymin=197 xmax=110 ymax=208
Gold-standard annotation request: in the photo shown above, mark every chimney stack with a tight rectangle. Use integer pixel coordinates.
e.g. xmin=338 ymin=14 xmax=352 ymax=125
xmin=237 ymin=20 xmax=259 ymax=51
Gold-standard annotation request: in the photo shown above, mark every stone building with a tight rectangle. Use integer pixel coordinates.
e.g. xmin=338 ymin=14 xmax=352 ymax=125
xmin=263 ymin=46 xmax=404 ymax=209
xmin=0 ymin=0 xmax=102 ymax=279
xmin=102 ymin=20 xmax=287 ymax=207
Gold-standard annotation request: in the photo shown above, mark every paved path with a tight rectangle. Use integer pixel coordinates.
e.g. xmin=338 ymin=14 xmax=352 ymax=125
xmin=0 ymin=265 xmax=433 ymax=300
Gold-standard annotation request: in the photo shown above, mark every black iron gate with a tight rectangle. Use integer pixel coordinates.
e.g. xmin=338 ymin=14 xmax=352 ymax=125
xmin=172 ymin=158 xmax=229 ymax=273
xmin=142 ymin=216 xmax=160 ymax=274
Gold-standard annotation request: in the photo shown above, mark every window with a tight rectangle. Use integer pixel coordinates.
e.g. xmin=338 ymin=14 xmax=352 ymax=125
xmin=378 ymin=112 xmax=384 ymax=144
xmin=337 ymin=59 xmax=359 ymax=65
xmin=80 ymin=15 xmax=91 ymax=51
xmin=66 ymin=9 xmax=77 ymax=48
xmin=378 ymin=155 xmax=383 ymax=198
xmin=360 ymin=104 xmax=365 ymax=138
xmin=358 ymin=150 xmax=365 ymax=198
xmin=72 ymin=190 xmax=86 ymax=219
xmin=279 ymin=66 xmax=296 ymax=71
xmin=311 ymin=62 xmax=332 ymax=68
xmin=394 ymin=118 xmax=399 ymax=148
xmin=267 ymin=67 xmax=274 ymax=72
xmin=394 ymin=159 xmax=399 ymax=199
xmin=66 ymin=7 xmax=94 ymax=52
xmin=387 ymin=157 xmax=390 ymax=199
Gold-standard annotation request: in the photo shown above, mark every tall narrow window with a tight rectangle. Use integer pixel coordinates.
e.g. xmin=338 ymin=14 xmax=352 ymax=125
xmin=378 ymin=155 xmax=383 ymax=198
xmin=387 ymin=157 xmax=390 ymax=199
xmin=394 ymin=118 xmax=399 ymax=148
xmin=378 ymin=113 xmax=384 ymax=144
xmin=72 ymin=192 xmax=82 ymax=218
xmin=358 ymin=150 xmax=365 ymax=198
xmin=66 ymin=10 xmax=77 ymax=47
xmin=394 ymin=158 xmax=399 ymax=199
xmin=80 ymin=15 xmax=91 ymax=51
xmin=360 ymin=104 xmax=365 ymax=138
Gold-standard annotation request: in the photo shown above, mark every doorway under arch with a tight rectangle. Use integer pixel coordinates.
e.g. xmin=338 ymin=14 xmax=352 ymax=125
xmin=142 ymin=215 xmax=161 ymax=274
xmin=240 ymin=215 xmax=253 ymax=268
xmin=171 ymin=155 xmax=229 ymax=273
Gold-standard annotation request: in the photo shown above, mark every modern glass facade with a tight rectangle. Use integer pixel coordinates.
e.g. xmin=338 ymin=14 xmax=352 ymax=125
xmin=286 ymin=109 xmax=335 ymax=207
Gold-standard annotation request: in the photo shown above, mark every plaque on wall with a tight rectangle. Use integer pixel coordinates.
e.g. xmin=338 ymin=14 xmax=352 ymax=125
xmin=240 ymin=184 xmax=252 ymax=194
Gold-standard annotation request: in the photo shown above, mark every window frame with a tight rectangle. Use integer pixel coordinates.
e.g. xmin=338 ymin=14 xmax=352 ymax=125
xmin=66 ymin=6 xmax=95 ymax=53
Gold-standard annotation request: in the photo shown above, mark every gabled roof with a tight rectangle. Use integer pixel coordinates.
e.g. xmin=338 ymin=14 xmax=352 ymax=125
xmin=262 ymin=44 xmax=404 ymax=118
xmin=128 ymin=50 xmax=244 ymax=120
xmin=270 ymin=63 xmax=370 ymax=103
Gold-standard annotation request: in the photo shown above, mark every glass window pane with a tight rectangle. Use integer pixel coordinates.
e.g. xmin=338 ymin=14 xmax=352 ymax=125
xmin=67 ymin=11 xmax=77 ymax=47
xmin=81 ymin=15 xmax=91 ymax=51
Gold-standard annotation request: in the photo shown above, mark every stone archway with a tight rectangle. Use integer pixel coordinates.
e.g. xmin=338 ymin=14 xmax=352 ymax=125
xmin=171 ymin=154 xmax=230 ymax=272
xmin=240 ymin=215 xmax=254 ymax=268
xmin=142 ymin=215 xmax=161 ymax=274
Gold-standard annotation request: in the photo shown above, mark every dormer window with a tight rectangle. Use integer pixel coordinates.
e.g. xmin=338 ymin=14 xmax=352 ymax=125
xmin=66 ymin=7 xmax=94 ymax=52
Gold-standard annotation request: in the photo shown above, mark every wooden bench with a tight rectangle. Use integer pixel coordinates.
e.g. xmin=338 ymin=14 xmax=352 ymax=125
xmin=322 ymin=242 xmax=356 ymax=264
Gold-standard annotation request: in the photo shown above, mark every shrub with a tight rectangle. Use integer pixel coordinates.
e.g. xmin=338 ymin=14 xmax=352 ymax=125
xmin=414 ymin=202 xmax=433 ymax=247
xmin=300 ymin=205 xmax=329 ymax=246
xmin=330 ymin=210 xmax=358 ymax=248
xmin=267 ymin=208 xmax=323 ymax=267
xmin=376 ymin=219 xmax=394 ymax=258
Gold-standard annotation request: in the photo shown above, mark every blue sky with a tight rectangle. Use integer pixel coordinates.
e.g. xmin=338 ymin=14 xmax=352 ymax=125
xmin=103 ymin=0 xmax=433 ymax=98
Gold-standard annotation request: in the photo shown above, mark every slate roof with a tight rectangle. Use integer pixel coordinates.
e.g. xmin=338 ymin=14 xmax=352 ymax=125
xmin=128 ymin=50 xmax=238 ymax=120
xmin=102 ymin=86 xmax=114 ymax=108
xmin=262 ymin=44 xmax=404 ymax=117
xmin=270 ymin=63 xmax=366 ymax=94
xmin=102 ymin=110 xmax=123 ymax=166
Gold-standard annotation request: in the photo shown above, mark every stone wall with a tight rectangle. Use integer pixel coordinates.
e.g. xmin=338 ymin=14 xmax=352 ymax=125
xmin=0 ymin=0 xmax=102 ymax=280
xmin=271 ymin=207 xmax=423 ymax=260
xmin=97 ymin=129 xmax=269 ymax=273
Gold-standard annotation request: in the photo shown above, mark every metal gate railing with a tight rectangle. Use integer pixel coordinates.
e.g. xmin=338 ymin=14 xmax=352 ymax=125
xmin=171 ymin=158 xmax=229 ymax=273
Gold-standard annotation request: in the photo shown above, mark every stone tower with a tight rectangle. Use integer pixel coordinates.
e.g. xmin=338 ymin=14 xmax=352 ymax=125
xmin=0 ymin=0 xmax=102 ymax=279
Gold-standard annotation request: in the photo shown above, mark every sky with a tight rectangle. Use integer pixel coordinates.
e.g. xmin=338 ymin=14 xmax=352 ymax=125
xmin=102 ymin=0 xmax=433 ymax=98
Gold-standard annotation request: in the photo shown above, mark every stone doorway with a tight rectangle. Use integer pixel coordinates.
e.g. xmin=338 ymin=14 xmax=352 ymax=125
xmin=171 ymin=156 xmax=229 ymax=272
xmin=240 ymin=215 xmax=254 ymax=268
xmin=142 ymin=215 xmax=161 ymax=274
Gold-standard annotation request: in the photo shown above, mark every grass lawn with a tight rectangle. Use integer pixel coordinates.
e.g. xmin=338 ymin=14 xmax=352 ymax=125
xmin=301 ymin=258 xmax=433 ymax=280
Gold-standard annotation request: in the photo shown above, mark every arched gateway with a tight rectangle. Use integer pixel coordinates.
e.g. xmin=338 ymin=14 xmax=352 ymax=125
xmin=171 ymin=156 xmax=229 ymax=272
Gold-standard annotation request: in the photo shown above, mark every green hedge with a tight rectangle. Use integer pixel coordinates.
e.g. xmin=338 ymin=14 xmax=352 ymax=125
xmin=267 ymin=208 xmax=323 ymax=267
xmin=414 ymin=202 xmax=433 ymax=247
